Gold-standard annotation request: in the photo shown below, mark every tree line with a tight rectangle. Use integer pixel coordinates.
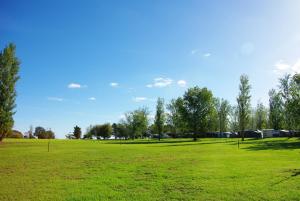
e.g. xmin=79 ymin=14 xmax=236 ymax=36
xmin=74 ymin=74 xmax=299 ymax=141
xmin=0 ymin=43 xmax=299 ymax=141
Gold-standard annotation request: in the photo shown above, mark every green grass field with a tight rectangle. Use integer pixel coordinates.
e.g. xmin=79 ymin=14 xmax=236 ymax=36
xmin=1 ymin=138 xmax=300 ymax=201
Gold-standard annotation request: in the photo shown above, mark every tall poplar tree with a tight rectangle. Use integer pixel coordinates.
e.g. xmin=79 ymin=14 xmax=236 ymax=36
xmin=237 ymin=75 xmax=251 ymax=141
xmin=0 ymin=43 xmax=20 ymax=141
xmin=154 ymin=98 xmax=165 ymax=140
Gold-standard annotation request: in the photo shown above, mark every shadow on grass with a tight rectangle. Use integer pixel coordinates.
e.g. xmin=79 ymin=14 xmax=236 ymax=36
xmin=108 ymin=138 xmax=236 ymax=146
xmin=242 ymin=138 xmax=300 ymax=151
xmin=159 ymin=140 xmax=232 ymax=147
xmin=272 ymin=169 xmax=300 ymax=185
xmin=107 ymin=139 xmax=194 ymax=145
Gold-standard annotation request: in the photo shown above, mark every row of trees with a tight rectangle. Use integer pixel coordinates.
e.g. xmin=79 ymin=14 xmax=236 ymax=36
xmin=269 ymin=74 xmax=300 ymax=131
xmin=25 ymin=126 xmax=55 ymax=139
xmin=0 ymin=43 xmax=298 ymax=142
xmin=76 ymin=74 xmax=299 ymax=141
xmin=84 ymin=123 xmax=112 ymax=139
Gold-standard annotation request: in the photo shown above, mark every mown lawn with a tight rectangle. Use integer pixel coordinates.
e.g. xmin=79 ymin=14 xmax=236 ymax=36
xmin=0 ymin=138 xmax=300 ymax=201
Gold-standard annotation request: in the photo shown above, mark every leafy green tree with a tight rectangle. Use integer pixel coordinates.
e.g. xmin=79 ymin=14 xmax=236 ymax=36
xmin=215 ymin=98 xmax=231 ymax=133
xmin=73 ymin=125 xmax=82 ymax=139
xmin=83 ymin=125 xmax=93 ymax=139
xmin=34 ymin=126 xmax=46 ymax=138
xmin=180 ymin=86 xmax=215 ymax=141
xmin=249 ymin=108 xmax=256 ymax=130
xmin=44 ymin=130 xmax=55 ymax=139
xmin=65 ymin=133 xmax=74 ymax=139
xmin=0 ymin=43 xmax=20 ymax=141
xmin=154 ymin=98 xmax=165 ymax=140
xmin=6 ymin=130 xmax=23 ymax=138
xmin=89 ymin=124 xmax=112 ymax=139
xmin=278 ymin=74 xmax=300 ymax=130
xmin=113 ymin=123 xmax=130 ymax=139
xmin=34 ymin=126 xmax=55 ymax=139
xmin=289 ymin=74 xmax=300 ymax=130
xmin=112 ymin=123 xmax=118 ymax=139
xmin=123 ymin=107 xmax=149 ymax=139
xmin=229 ymin=105 xmax=239 ymax=132
xmin=268 ymin=89 xmax=284 ymax=130
xmin=237 ymin=74 xmax=251 ymax=141
xmin=294 ymin=73 xmax=300 ymax=84
xmin=255 ymin=101 xmax=268 ymax=130
xmin=279 ymin=74 xmax=293 ymax=129
xmin=166 ymin=98 xmax=187 ymax=136
xmin=99 ymin=123 xmax=112 ymax=139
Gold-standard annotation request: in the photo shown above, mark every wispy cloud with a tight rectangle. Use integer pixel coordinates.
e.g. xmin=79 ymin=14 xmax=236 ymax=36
xmin=203 ymin=53 xmax=211 ymax=57
xmin=110 ymin=82 xmax=119 ymax=87
xmin=147 ymin=77 xmax=173 ymax=88
xmin=133 ymin=97 xmax=147 ymax=102
xmin=191 ymin=49 xmax=211 ymax=57
xmin=146 ymin=84 xmax=153 ymax=88
xmin=47 ymin=97 xmax=64 ymax=102
xmin=273 ymin=59 xmax=300 ymax=75
xmin=177 ymin=80 xmax=187 ymax=87
xmin=88 ymin=97 xmax=96 ymax=101
xmin=68 ymin=83 xmax=86 ymax=89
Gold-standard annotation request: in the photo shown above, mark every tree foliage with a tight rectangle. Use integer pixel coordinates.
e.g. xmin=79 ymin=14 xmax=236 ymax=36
xmin=112 ymin=123 xmax=130 ymax=139
xmin=89 ymin=124 xmax=112 ymax=139
xmin=166 ymin=98 xmax=187 ymax=136
xmin=34 ymin=126 xmax=55 ymax=139
xmin=237 ymin=74 xmax=251 ymax=141
xmin=278 ymin=74 xmax=300 ymax=130
xmin=215 ymin=98 xmax=231 ymax=133
xmin=73 ymin=125 xmax=82 ymax=139
xmin=268 ymin=89 xmax=284 ymax=130
xmin=123 ymin=107 xmax=149 ymax=139
xmin=154 ymin=98 xmax=165 ymax=140
xmin=0 ymin=43 xmax=20 ymax=141
xmin=180 ymin=86 xmax=215 ymax=140
xmin=255 ymin=101 xmax=268 ymax=130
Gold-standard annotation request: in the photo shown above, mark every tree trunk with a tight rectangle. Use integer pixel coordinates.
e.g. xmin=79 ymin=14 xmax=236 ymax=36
xmin=193 ymin=130 xmax=197 ymax=141
xmin=0 ymin=131 xmax=7 ymax=142
xmin=241 ymin=130 xmax=245 ymax=141
xmin=193 ymin=134 xmax=197 ymax=141
xmin=158 ymin=132 xmax=161 ymax=141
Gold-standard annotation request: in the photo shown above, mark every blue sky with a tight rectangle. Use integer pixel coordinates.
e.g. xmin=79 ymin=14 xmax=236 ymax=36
xmin=1 ymin=0 xmax=300 ymax=138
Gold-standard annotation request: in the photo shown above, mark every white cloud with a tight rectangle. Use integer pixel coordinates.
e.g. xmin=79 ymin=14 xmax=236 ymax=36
xmin=110 ymin=82 xmax=119 ymax=87
xmin=292 ymin=59 xmax=300 ymax=73
xmin=47 ymin=97 xmax=64 ymax=102
xmin=146 ymin=84 xmax=153 ymax=88
xmin=274 ymin=60 xmax=290 ymax=71
xmin=88 ymin=97 xmax=96 ymax=101
xmin=203 ymin=53 xmax=211 ymax=57
xmin=147 ymin=77 xmax=173 ymax=88
xmin=133 ymin=97 xmax=147 ymax=102
xmin=177 ymin=80 xmax=187 ymax=87
xmin=68 ymin=83 xmax=85 ymax=89
xmin=273 ymin=59 xmax=300 ymax=75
